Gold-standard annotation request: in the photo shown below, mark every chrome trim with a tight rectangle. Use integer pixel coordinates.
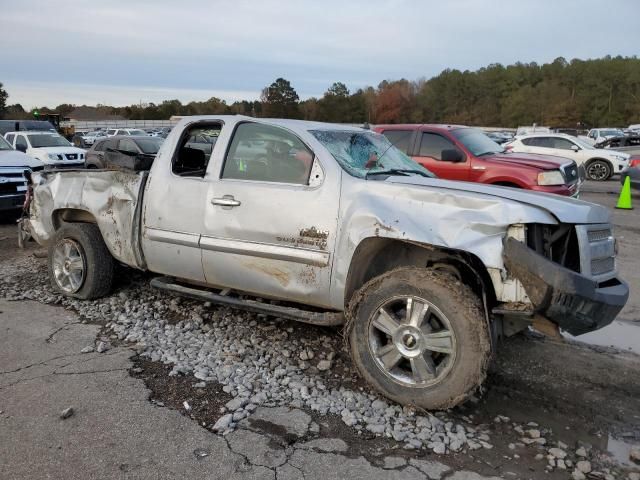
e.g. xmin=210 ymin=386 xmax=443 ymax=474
xmin=199 ymin=235 xmax=330 ymax=267
xmin=211 ymin=195 xmax=241 ymax=207
xmin=144 ymin=227 xmax=200 ymax=248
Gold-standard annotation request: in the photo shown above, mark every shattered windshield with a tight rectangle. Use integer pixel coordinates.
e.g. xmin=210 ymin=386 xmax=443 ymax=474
xmin=310 ymin=130 xmax=433 ymax=179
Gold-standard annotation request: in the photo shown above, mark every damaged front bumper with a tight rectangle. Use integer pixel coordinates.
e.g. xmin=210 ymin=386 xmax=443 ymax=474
xmin=503 ymin=237 xmax=629 ymax=335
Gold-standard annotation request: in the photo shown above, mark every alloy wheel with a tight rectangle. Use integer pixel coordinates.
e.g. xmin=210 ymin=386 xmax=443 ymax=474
xmin=367 ymin=295 xmax=457 ymax=387
xmin=52 ymin=239 xmax=85 ymax=293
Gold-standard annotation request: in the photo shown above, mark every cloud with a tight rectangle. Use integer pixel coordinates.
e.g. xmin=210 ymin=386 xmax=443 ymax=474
xmin=1 ymin=0 xmax=638 ymax=108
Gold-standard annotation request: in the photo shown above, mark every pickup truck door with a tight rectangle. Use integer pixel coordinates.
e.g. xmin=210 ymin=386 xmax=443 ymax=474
xmin=200 ymin=121 xmax=340 ymax=308
xmin=140 ymin=121 xmax=225 ymax=283
xmin=411 ymin=131 xmax=470 ymax=181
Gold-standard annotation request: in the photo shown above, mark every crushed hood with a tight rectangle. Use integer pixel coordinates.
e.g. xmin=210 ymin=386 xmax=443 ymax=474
xmin=0 ymin=150 xmax=45 ymax=169
xmin=386 ymin=176 xmax=609 ymax=224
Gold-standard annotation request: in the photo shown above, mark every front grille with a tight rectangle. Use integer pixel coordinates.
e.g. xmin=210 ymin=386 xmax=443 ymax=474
xmin=576 ymin=224 xmax=616 ymax=280
xmin=526 ymin=224 xmax=581 ymax=273
xmin=65 ymin=153 xmax=78 ymax=160
xmin=591 ymin=257 xmax=615 ymax=276
xmin=0 ymin=167 xmax=29 ymax=197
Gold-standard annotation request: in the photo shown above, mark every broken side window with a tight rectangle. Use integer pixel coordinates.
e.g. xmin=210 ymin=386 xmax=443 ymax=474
xmin=172 ymin=123 xmax=221 ymax=177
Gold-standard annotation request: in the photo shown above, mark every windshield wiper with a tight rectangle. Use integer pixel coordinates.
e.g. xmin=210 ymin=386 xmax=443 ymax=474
xmin=365 ymin=168 xmax=432 ymax=179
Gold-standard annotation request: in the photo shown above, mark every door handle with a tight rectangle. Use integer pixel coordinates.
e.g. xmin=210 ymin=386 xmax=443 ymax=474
xmin=211 ymin=195 xmax=241 ymax=207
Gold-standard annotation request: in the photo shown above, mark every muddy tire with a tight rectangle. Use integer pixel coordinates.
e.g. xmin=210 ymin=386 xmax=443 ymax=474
xmin=48 ymin=223 xmax=114 ymax=299
xmin=586 ymin=159 xmax=612 ymax=181
xmin=347 ymin=267 xmax=491 ymax=410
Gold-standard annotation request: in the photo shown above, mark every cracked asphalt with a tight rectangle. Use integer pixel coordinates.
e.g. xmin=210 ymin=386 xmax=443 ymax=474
xmin=0 ymin=299 xmax=501 ymax=480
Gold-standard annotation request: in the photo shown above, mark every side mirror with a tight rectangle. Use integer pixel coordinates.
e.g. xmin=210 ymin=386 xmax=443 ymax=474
xmin=441 ymin=148 xmax=464 ymax=162
xmin=570 ymin=145 xmax=580 ymax=152
xmin=16 ymin=144 xmax=27 ymax=153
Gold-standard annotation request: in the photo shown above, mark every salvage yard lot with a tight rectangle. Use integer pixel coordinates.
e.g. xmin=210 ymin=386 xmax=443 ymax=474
xmin=0 ymin=179 xmax=639 ymax=480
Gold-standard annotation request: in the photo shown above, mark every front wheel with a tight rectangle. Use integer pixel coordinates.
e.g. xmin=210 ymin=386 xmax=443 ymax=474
xmin=48 ymin=223 xmax=114 ymax=299
xmin=347 ymin=267 xmax=491 ymax=410
xmin=586 ymin=160 xmax=612 ymax=181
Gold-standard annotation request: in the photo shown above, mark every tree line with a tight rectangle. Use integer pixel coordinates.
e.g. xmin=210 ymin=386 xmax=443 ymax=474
xmin=2 ymin=55 xmax=640 ymax=127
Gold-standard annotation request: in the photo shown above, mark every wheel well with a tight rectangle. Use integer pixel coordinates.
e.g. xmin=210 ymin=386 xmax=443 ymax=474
xmin=587 ymin=157 xmax=613 ymax=168
xmin=52 ymin=208 xmax=98 ymax=230
xmin=344 ymin=238 xmax=496 ymax=308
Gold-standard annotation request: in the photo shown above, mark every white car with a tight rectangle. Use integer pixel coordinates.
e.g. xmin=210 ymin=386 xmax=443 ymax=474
xmin=515 ymin=125 xmax=551 ymax=136
xmin=505 ymin=133 xmax=630 ymax=181
xmin=82 ymin=131 xmax=107 ymax=146
xmin=4 ymin=131 xmax=86 ymax=168
xmin=105 ymin=128 xmax=147 ymax=137
xmin=582 ymin=128 xmax=625 ymax=146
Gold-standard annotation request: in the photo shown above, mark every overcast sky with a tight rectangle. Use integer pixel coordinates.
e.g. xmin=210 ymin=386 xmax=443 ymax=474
xmin=1 ymin=0 xmax=638 ymax=109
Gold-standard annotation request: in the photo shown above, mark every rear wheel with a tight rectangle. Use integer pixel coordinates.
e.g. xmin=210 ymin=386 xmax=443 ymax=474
xmin=48 ymin=223 xmax=114 ymax=299
xmin=347 ymin=267 xmax=491 ymax=410
xmin=586 ymin=160 xmax=612 ymax=181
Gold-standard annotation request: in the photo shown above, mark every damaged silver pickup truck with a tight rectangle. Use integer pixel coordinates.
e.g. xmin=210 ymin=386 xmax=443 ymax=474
xmin=27 ymin=116 xmax=629 ymax=409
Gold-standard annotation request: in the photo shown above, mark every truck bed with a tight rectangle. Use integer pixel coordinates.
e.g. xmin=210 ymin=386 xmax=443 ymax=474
xmin=29 ymin=169 xmax=147 ymax=269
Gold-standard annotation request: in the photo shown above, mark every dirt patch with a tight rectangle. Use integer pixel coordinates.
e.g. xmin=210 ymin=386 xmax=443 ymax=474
xmin=130 ymin=357 xmax=233 ymax=429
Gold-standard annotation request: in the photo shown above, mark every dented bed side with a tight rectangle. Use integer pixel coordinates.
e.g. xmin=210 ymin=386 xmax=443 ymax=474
xmin=29 ymin=169 xmax=146 ymax=269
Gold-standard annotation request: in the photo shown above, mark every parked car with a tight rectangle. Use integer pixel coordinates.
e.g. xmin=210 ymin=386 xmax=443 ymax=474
xmin=81 ymin=131 xmax=107 ymax=147
xmin=26 ymin=116 xmax=628 ymax=410
xmin=375 ymin=124 xmax=581 ymax=197
xmin=71 ymin=132 xmax=87 ymax=147
xmin=551 ymin=128 xmax=578 ymax=137
xmin=505 ymin=133 xmax=630 ymax=181
xmin=596 ymin=136 xmax=640 ymax=156
xmin=0 ymin=119 xmax=56 ymax=136
xmin=144 ymin=129 xmax=164 ymax=137
xmin=85 ymin=135 xmax=163 ymax=169
xmin=583 ymin=128 xmax=625 ymax=146
xmin=484 ymin=131 xmax=511 ymax=144
xmin=0 ymin=135 xmax=44 ymax=212
xmin=4 ymin=131 xmax=86 ymax=168
xmin=105 ymin=128 xmax=147 ymax=137
xmin=515 ymin=125 xmax=550 ymax=136
xmin=159 ymin=126 xmax=173 ymax=138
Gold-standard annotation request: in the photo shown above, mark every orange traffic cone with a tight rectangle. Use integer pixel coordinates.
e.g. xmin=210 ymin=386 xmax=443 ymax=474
xmin=616 ymin=175 xmax=633 ymax=210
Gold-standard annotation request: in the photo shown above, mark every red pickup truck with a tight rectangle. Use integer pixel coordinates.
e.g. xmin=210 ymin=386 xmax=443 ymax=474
xmin=374 ymin=124 xmax=581 ymax=197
